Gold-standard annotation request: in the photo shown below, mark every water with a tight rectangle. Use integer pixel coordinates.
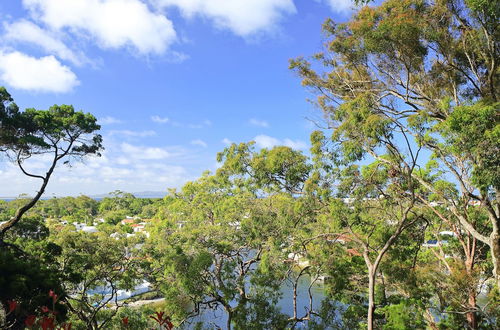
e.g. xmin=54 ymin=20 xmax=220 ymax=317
xmin=185 ymin=274 xmax=326 ymax=329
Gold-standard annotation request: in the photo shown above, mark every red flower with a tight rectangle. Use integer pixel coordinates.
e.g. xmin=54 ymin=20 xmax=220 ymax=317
xmin=48 ymin=290 xmax=58 ymax=304
xmin=41 ymin=305 xmax=50 ymax=313
xmin=150 ymin=311 xmax=173 ymax=328
xmin=25 ymin=315 xmax=37 ymax=328
xmin=39 ymin=316 xmax=55 ymax=330
xmin=122 ymin=316 xmax=129 ymax=326
xmin=150 ymin=311 xmax=165 ymax=325
xmin=7 ymin=300 xmax=17 ymax=313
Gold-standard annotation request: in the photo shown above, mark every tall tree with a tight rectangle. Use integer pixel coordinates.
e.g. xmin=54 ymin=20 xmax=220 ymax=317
xmin=51 ymin=229 xmax=142 ymax=330
xmin=0 ymin=87 xmax=103 ymax=241
xmin=291 ymin=0 xmax=499 ymax=288
xmin=147 ymin=174 xmax=289 ymax=329
xmin=301 ymin=130 xmax=423 ymax=329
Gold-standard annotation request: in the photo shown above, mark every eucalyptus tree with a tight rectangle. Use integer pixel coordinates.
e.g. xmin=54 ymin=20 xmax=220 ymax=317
xmin=147 ymin=144 xmax=315 ymax=329
xmin=0 ymin=87 xmax=103 ymax=241
xmin=147 ymin=174 xmax=288 ymax=329
xmin=217 ymin=143 xmax=331 ymax=327
xmin=290 ymin=0 xmax=499 ymax=289
xmin=298 ymin=129 xmax=423 ymax=329
xmin=50 ymin=229 xmax=143 ymax=330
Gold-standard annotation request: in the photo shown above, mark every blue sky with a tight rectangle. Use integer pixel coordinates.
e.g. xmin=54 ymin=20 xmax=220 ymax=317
xmin=0 ymin=0 xmax=359 ymax=196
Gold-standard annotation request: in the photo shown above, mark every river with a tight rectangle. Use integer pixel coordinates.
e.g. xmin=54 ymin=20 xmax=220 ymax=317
xmin=184 ymin=274 xmax=326 ymax=329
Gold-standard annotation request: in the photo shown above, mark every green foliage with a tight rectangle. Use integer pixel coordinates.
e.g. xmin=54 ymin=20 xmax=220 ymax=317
xmin=440 ymin=101 xmax=500 ymax=190
xmin=2 ymin=101 xmax=102 ymax=157
xmin=217 ymin=142 xmax=311 ymax=194
xmin=0 ymin=247 xmax=68 ymax=327
xmin=108 ymin=307 xmax=152 ymax=330
xmin=380 ymin=299 xmax=426 ymax=329
xmin=290 ymin=1 xmax=500 ymax=328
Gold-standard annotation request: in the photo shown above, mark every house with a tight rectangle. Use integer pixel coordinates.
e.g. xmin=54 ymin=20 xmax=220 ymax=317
xmin=81 ymin=226 xmax=98 ymax=233
xmin=287 ymin=252 xmax=310 ymax=267
xmin=121 ymin=218 xmax=136 ymax=225
xmin=73 ymin=222 xmax=85 ymax=231
xmin=346 ymin=248 xmax=362 ymax=257
xmin=131 ymin=223 xmax=147 ymax=232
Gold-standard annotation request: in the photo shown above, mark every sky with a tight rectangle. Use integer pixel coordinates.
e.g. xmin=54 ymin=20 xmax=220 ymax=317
xmin=0 ymin=0 xmax=360 ymax=197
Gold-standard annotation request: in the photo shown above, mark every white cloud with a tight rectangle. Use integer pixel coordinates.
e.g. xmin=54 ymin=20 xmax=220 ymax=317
xmin=191 ymin=139 xmax=207 ymax=147
xmin=282 ymin=138 xmax=307 ymax=150
xmin=0 ymin=51 xmax=79 ymax=93
xmin=320 ymin=0 xmax=354 ymax=13
xmin=249 ymin=118 xmax=269 ymax=127
xmin=116 ymin=157 xmax=131 ymax=165
xmin=3 ymin=20 xmax=87 ymax=66
xmin=109 ymin=130 xmax=156 ymax=137
xmin=100 ymin=166 xmax=133 ymax=179
xmin=151 ymin=115 xmax=169 ymax=123
xmin=222 ymin=138 xmax=232 ymax=145
xmin=0 ymin=140 xmax=195 ymax=196
xmin=254 ymin=135 xmax=280 ymax=148
xmin=100 ymin=116 xmax=122 ymax=125
xmin=154 ymin=0 xmax=296 ymax=36
xmin=121 ymin=143 xmax=171 ymax=160
xmin=23 ymin=0 xmax=177 ymax=55
xmin=254 ymin=134 xmax=307 ymax=149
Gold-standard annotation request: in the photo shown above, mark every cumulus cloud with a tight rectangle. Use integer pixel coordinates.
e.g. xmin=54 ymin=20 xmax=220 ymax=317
xmin=153 ymin=0 xmax=296 ymax=36
xmin=151 ymin=115 xmax=169 ymax=123
xmin=121 ymin=143 xmax=171 ymax=160
xmin=0 ymin=51 xmax=79 ymax=93
xmin=0 ymin=140 xmax=194 ymax=196
xmin=99 ymin=116 xmax=122 ymax=125
xmin=23 ymin=0 xmax=177 ymax=55
xmin=191 ymin=139 xmax=207 ymax=147
xmin=222 ymin=138 xmax=233 ymax=145
xmin=282 ymin=138 xmax=308 ymax=150
xmin=320 ymin=0 xmax=354 ymax=13
xmin=254 ymin=134 xmax=307 ymax=149
xmin=3 ymin=20 xmax=88 ymax=66
xmin=249 ymin=118 xmax=269 ymax=127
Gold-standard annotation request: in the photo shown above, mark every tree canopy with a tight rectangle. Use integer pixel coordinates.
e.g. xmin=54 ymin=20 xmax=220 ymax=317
xmin=0 ymin=87 xmax=103 ymax=240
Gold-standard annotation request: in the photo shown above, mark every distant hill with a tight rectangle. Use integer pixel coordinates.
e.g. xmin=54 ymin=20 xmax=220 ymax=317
xmin=0 ymin=191 xmax=167 ymax=201
xmin=89 ymin=191 xmax=167 ymax=199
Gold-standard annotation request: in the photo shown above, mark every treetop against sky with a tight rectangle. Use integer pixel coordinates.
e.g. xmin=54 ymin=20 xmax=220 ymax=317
xmin=0 ymin=0 xmax=362 ymax=196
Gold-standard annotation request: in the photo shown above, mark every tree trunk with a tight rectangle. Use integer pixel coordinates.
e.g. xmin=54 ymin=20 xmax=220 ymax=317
xmin=424 ymin=309 xmax=438 ymax=330
xmin=491 ymin=233 xmax=500 ymax=289
xmin=464 ymin=240 xmax=478 ymax=330
xmin=226 ymin=311 xmax=232 ymax=330
xmin=0 ymin=154 xmax=58 ymax=239
xmin=367 ymin=271 xmax=376 ymax=330
xmin=466 ymin=292 xmax=477 ymax=329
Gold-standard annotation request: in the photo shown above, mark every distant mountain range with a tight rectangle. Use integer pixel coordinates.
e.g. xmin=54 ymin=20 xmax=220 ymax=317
xmin=0 ymin=191 xmax=167 ymax=201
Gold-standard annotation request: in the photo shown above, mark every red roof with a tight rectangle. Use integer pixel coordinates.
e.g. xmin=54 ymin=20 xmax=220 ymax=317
xmin=346 ymin=248 xmax=362 ymax=257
